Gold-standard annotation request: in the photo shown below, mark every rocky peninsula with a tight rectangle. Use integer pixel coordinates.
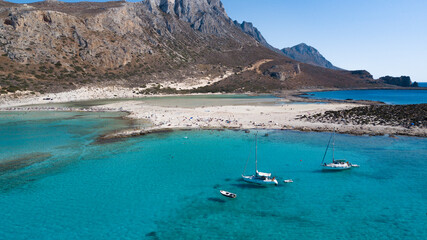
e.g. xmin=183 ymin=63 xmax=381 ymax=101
xmin=301 ymin=104 xmax=426 ymax=136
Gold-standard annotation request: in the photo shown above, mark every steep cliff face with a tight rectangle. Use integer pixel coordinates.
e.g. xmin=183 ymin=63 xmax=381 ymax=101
xmin=0 ymin=1 xmax=257 ymax=67
xmin=159 ymin=0 xmax=228 ymax=32
xmin=281 ymin=43 xmax=340 ymax=70
xmin=233 ymin=20 xmax=282 ymax=53
xmin=234 ymin=21 xmax=266 ymax=46
xmin=2 ymin=8 xmax=147 ymax=68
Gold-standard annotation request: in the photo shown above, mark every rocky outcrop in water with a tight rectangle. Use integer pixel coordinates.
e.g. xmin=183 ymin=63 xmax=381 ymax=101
xmin=379 ymin=76 xmax=416 ymax=87
xmin=302 ymin=104 xmax=427 ymax=129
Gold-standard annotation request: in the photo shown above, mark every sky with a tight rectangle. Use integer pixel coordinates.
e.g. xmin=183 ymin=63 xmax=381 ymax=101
xmin=222 ymin=0 xmax=427 ymax=82
xmin=6 ymin=0 xmax=427 ymax=82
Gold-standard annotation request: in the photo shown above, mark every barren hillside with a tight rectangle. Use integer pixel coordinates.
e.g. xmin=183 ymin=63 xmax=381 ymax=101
xmin=0 ymin=0 xmax=384 ymax=94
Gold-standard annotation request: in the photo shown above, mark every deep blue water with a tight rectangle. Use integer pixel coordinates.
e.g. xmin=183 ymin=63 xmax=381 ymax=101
xmin=0 ymin=112 xmax=426 ymax=239
xmin=306 ymin=89 xmax=427 ymax=104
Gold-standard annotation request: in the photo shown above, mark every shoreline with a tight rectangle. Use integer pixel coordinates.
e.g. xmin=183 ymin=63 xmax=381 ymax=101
xmin=0 ymin=87 xmax=426 ymax=139
xmin=96 ymin=124 xmax=426 ymax=144
xmin=2 ymin=85 xmax=426 ymax=109
xmin=2 ymin=104 xmax=424 ymax=138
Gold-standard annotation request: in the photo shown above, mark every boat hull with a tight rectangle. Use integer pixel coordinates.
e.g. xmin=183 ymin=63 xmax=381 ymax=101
xmin=220 ymin=190 xmax=236 ymax=198
xmin=242 ymin=175 xmax=278 ymax=186
xmin=322 ymin=166 xmax=352 ymax=171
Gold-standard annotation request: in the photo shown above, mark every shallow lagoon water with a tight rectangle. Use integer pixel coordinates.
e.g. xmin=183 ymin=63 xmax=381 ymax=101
xmin=306 ymin=89 xmax=427 ymax=104
xmin=0 ymin=112 xmax=426 ymax=239
xmin=30 ymin=94 xmax=286 ymax=109
xmin=28 ymin=94 xmax=317 ymax=109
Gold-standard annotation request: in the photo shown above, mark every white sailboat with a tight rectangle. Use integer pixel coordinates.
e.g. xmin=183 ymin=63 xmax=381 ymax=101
xmin=321 ymin=129 xmax=358 ymax=170
xmin=242 ymin=133 xmax=278 ymax=186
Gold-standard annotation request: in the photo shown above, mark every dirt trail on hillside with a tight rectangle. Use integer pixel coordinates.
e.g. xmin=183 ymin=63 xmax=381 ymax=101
xmin=246 ymin=59 xmax=273 ymax=74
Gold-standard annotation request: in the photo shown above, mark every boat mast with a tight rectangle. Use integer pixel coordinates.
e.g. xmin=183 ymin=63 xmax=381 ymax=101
xmin=332 ymin=128 xmax=335 ymax=161
xmin=255 ymin=132 xmax=258 ymax=175
xmin=321 ymin=131 xmax=334 ymax=164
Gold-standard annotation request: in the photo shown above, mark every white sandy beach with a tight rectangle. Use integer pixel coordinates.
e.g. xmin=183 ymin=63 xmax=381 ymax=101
xmin=0 ymin=86 xmax=141 ymax=108
xmin=99 ymin=101 xmax=426 ymax=139
xmin=1 ymin=86 xmax=425 ymax=138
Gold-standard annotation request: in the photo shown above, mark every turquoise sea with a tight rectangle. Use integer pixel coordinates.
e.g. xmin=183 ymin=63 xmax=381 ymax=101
xmin=306 ymin=89 xmax=427 ymax=104
xmin=0 ymin=111 xmax=426 ymax=239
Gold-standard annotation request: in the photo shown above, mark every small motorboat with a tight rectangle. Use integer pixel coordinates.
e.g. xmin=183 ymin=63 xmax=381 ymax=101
xmin=351 ymin=164 xmax=360 ymax=168
xmin=283 ymin=179 xmax=293 ymax=183
xmin=220 ymin=190 xmax=237 ymax=199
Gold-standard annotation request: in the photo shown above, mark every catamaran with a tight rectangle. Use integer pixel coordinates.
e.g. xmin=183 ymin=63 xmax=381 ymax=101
xmin=242 ymin=133 xmax=278 ymax=185
xmin=321 ymin=129 xmax=359 ymax=170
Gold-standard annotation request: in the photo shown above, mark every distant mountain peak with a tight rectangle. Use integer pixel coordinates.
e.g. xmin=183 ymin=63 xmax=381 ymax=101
xmin=281 ymin=43 xmax=340 ymax=70
xmin=295 ymin=43 xmax=309 ymax=47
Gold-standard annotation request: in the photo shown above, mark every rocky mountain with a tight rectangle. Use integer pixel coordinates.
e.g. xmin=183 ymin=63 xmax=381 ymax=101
xmin=281 ymin=43 xmax=340 ymax=70
xmin=0 ymin=0 xmax=382 ymax=94
xmin=233 ymin=20 xmax=279 ymax=52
